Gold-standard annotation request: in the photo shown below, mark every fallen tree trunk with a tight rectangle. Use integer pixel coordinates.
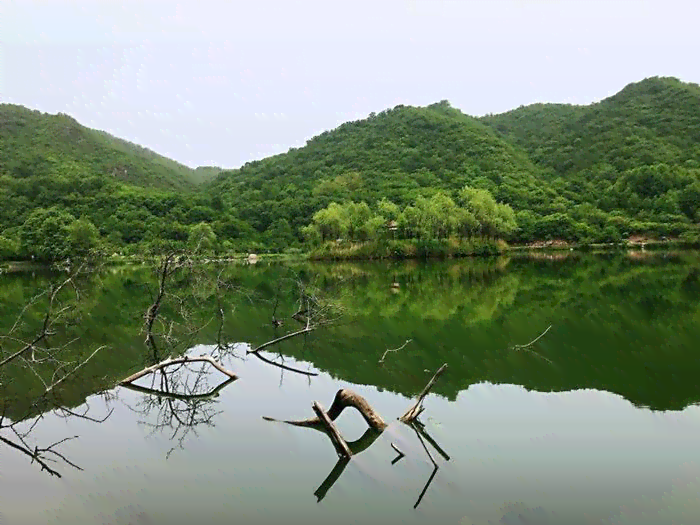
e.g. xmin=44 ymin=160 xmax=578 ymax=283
xmin=399 ymin=363 xmax=448 ymax=423
xmin=120 ymin=355 xmax=237 ymax=385
xmin=312 ymin=402 xmax=352 ymax=458
xmin=264 ymin=389 xmax=387 ymax=431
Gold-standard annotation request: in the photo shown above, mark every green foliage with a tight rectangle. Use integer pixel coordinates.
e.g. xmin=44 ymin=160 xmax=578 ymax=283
xmin=0 ymin=235 xmax=20 ymax=260
xmin=20 ymin=208 xmax=76 ymax=260
xmin=482 ymin=76 xmax=700 ymax=241
xmin=305 ymin=186 xmax=515 ymax=256
xmin=209 ymin=101 xmax=556 ymax=244
xmin=67 ymin=217 xmax=101 ymax=257
xmin=188 ymin=222 xmax=217 ymax=253
xmin=0 ymin=104 xmax=202 ymax=191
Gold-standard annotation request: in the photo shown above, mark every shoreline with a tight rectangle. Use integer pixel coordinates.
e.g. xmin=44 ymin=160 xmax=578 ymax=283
xmin=1 ymin=239 xmax=699 ymax=270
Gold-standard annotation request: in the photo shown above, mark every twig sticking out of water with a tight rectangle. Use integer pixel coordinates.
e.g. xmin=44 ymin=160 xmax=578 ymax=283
xmin=512 ymin=325 xmax=552 ymax=350
xmin=400 ymin=364 xmax=448 ymax=423
xmin=390 ymin=442 xmax=405 ymax=465
xmin=379 ymin=339 xmax=412 ymax=364
xmin=510 ymin=325 xmax=553 ymax=364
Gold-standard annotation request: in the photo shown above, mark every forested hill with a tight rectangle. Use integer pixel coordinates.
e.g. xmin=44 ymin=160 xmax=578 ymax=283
xmin=1 ymin=76 xmax=699 ymax=261
xmin=0 ymin=104 xmax=228 ymax=260
xmin=481 ymin=77 xmax=700 ymax=175
xmin=209 ymin=79 xmax=700 ymax=245
xmin=480 ymin=77 xmax=700 ymax=232
xmin=208 ymin=101 xmax=561 ymax=237
xmin=0 ymin=104 xmax=200 ymax=191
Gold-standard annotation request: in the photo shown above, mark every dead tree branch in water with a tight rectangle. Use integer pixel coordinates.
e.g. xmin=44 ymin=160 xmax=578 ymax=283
xmin=249 ymin=351 xmax=319 ymax=377
xmin=120 ymin=354 xmax=237 ymax=385
xmin=263 ymin=363 xmax=450 ymax=507
xmin=0 ymin=432 xmax=79 ymax=478
xmin=312 ymin=401 xmax=352 ymax=458
xmin=1 ymin=263 xmax=109 ymax=412
xmin=509 ymin=325 xmax=554 ymax=364
xmin=121 ymin=377 xmax=236 ymax=402
xmin=379 ymin=338 xmax=412 ymax=364
xmin=1 ymin=388 xmax=114 ymax=478
xmin=263 ymin=389 xmax=387 ymax=431
xmin=512 ymin=325 xmax=552 ymax=350
xmin=247 ymin=325 xmax=317 ymax=354
xmin=123 ymin=357 xmax=235 ymax=458
xmin=399 ymin=364 xmax=448 ymax=423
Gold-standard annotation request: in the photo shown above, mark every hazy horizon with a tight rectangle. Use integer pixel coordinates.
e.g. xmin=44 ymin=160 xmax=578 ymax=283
xmin=2 ymin=0 xmax=698 ymax=170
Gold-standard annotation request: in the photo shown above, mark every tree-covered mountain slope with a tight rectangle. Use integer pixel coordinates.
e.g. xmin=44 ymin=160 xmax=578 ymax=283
xmin=210 ymin=81 xmax=700 ymax=245
xmin=0 ymin=105 xmax=228 ymax=259
xmin=481 ymin=77 xmax=700 ymax=233
xmin=0 ymin=104 xmax=200 ymax=191
xmin=1 ymin=77 xmax=699 ymax=261
xmin=209 ymin=101 xmax=562 ymax=237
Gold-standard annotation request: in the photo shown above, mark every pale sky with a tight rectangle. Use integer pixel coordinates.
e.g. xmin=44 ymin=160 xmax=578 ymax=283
xmin=1 ymin=0 xmax=698 ymax=169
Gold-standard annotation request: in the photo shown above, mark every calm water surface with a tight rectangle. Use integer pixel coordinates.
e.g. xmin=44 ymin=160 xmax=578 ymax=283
xmin=1 ymin=253 xmax=699 ymax=524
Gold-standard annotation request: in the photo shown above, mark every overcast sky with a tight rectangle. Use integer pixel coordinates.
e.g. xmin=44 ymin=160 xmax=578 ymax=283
xmin=2 ymin=0 xmax=698 ymax=169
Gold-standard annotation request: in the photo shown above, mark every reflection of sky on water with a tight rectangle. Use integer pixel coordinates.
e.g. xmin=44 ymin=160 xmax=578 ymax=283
xmin=1 ymin=346 xmax=699 ymax=524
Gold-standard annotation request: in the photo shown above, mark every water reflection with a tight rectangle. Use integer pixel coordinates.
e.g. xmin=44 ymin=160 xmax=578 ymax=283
xmin=1 ymin=253 xmax=700 ymax=523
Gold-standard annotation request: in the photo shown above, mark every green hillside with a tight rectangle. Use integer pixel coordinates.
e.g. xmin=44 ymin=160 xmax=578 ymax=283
xmin=481 ymin=77 xmax=700 ymax=237
xmin=210 ymin=83 xmax=700 ymax=246
xmin=1 ymin=77 xmax=699 ymax=261
xmin=0 ymin=105 xmax=224 ymax=260
xmin=0 ymin=104 xmax=200 ymax=191
xmin=209 ymin=101 xmax=562 ymax=239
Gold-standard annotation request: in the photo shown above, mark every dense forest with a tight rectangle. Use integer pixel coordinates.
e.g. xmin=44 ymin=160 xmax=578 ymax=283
xmin=1 ymin=76 xmax=699 ymax=261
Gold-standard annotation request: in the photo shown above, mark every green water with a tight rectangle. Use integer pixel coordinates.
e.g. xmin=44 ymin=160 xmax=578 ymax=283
xmin=1 ymin=252 xmax=700 ymax=524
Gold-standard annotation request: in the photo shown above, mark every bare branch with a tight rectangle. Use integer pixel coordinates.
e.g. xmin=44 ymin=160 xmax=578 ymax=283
xmin=249 ymin=351 xmax=319 ymax=377
xmin=509 ymin=325 xmax=554 ymax=364
xmin=246 ymin=326 xmax=317 ymax=354
xmin=400 ymin=364 xmax=448 ymax=423
xmin=512 ymin=324 xmax=552 ymax=350
xmin=120 ymin=355 xmax=237 ymax=385
xmin=379 ymin=338 xmax=412 ymax=364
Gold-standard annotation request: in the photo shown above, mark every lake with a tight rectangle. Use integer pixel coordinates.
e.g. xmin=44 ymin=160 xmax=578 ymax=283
xmin=1 ymin=252 xmax=699 ymax=524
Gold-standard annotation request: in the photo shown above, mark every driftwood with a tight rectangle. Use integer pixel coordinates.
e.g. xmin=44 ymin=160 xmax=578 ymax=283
xmin=263 ymin=389 xmax=387 ymax=431
xmin=119 ymin=355 xmax=237 ymax=385
xmin=312 ymin=402 xmax=352 ymax=458
xmin=399 ymin=363 xmax=448 ymax=423
xmin=263 ymin=365 xmax=450 ymax=508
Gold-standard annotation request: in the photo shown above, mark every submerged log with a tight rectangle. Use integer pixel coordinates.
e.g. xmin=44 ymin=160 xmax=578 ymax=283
xmin=263 ymin=388 xmax=387 ymax=431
